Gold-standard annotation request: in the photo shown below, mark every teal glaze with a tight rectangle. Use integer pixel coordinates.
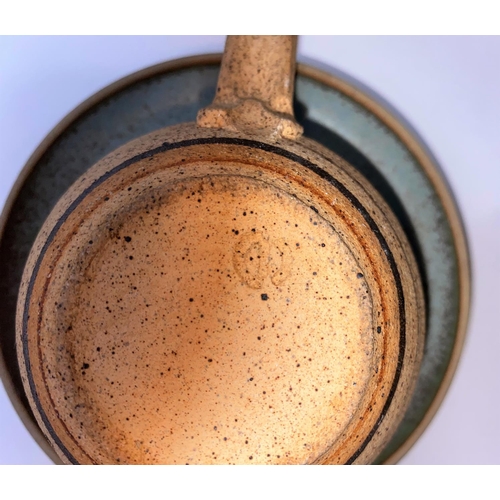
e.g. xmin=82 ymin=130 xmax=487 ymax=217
xmin=0 ymin=62 xmax=461 ymax=463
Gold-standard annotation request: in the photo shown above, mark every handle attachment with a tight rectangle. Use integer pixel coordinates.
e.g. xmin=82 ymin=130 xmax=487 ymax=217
xmin=197 ymin=36 xmax=303 ymax=140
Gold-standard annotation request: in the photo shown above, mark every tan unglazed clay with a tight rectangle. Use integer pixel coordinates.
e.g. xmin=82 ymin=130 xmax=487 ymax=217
xmin=16 ymin=37 xmax=425 ymax=464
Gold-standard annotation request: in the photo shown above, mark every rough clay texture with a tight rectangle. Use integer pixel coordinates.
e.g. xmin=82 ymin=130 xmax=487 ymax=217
xmin=17 ymin=123 xmax=425 ymax=464
xmin=197 ymin=36 xmax=303 ymax=140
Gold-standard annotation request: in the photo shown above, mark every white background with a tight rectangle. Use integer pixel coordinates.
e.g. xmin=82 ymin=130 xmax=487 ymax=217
xmin=0 ymin=36 xmax=498 ymax=465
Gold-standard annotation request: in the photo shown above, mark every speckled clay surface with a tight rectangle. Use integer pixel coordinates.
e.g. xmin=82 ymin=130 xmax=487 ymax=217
xmin=50 ymin=176 xmax=373 ymax=464
xmin=198 ymin=36 xmax=303 ymax=140
xmin=17 ymin=120 xmax=424 ymax=464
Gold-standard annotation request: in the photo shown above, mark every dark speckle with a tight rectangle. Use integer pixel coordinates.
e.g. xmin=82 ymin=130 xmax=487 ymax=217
xmin=261 ymin=293 xmax=268 ymax=301
xmin=377 ymin=326 xmax=382 ymax=333
xmin=357 ymin=273 xmax=364 ymax=279
xmin=124 ymin=236 xmax=132 ymax=242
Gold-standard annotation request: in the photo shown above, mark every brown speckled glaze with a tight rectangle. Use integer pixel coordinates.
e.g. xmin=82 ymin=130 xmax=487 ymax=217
xmin=16 ymin=37 xmax=425 ymax=464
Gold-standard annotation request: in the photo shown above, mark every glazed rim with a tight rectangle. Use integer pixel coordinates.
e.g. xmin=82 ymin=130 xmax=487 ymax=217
xmin=0 ymin=54 xmax=471 ymax=465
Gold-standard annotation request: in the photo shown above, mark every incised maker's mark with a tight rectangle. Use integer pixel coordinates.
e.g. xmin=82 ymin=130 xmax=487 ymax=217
xmin=233 ymin=232 xmax=293 ymax=289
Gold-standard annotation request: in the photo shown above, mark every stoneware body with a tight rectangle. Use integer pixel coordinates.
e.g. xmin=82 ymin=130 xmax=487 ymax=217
xmin=17 ymin=123 xmax=424 ymax=464
xmin=14 ymin=37 xmax=428 ymax=464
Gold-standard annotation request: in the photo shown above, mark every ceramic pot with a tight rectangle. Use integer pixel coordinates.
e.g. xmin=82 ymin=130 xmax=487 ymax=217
xmin=16 ymin=36 xmax=425 ymax=464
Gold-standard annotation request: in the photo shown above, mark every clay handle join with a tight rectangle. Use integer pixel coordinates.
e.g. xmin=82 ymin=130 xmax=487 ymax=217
xmin=197 ymin=35 xmax=303 ymax=141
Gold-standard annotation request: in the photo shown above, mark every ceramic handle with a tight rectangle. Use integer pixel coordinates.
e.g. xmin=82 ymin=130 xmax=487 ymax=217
xmin=197 ymin=35 xmax=303 ymax=140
